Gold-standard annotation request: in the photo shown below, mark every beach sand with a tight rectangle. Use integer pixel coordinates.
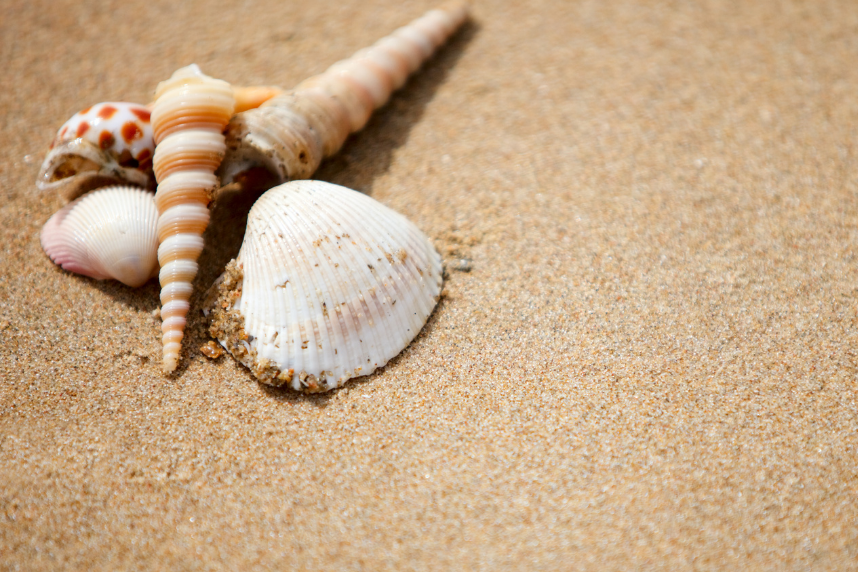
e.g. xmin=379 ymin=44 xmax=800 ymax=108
xmin=2 ymin=0 xmax=857 ymax=569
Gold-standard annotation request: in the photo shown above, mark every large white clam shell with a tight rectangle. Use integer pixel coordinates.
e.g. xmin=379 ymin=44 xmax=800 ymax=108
xmin=207 ymin=180 xmax=443 ymax=392
xmin=40 ymin=185 xmax=159 ymax=287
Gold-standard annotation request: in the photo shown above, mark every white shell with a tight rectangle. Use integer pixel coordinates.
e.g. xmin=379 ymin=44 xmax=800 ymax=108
xmin=40 ymin=186 xmax=159 ymax=287
xmin=207 ymin=180 xmax=443 ymax=392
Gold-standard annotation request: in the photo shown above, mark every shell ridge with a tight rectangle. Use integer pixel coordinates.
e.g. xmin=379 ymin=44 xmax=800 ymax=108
xmin=270 ymin=188 xmax=363 ymax=380
xmin=249 ymin=225 xmax=286 ymax=369
xmin=282 ymin=200 xmax=350 ymax=381
xmin=246 ymin=194 xmax=318 ymax=378
xmin=319 ymin=191 xmax=415 ymax=356
xmin=291 ymin=188 xmax=388 ymax=379
xmin=396 ymin=226 xmax=442 ymax=320
xmin=312 ymin=186 xmax=433 ymax=368
xmin=354 ymin=203 xmax=441 ymax=334
xmin=332 ymin=192 xmax=431 ymax=339
xmin=271 ymin=207 xmax=310 ymax=375
xmin=287 ymin=189 xmax=375 ymax=376
xmin=306 ymin=191 xmax=399 ymax=369
xmin=40 ymin=186 xmax=159 ymax=286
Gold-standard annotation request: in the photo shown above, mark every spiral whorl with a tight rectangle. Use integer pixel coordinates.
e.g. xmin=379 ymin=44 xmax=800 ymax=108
xmin=151 ymin=64 xmax=235 ymax=372
xmin=218 ymin=1 xmax=469 ymax=186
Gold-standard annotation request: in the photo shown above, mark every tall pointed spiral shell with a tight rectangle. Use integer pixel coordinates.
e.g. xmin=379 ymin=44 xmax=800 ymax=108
xmin=151 ymin=64 xmax=236 ymax=372
xmin=207 ymin=180 xmax=443 ymax=392
xmin=40 ymin=186 xmax=159 ymax=287
xmin=218 ymin=1 xmax=469 ymax=186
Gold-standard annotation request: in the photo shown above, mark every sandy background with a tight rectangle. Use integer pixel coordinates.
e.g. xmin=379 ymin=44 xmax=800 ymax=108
xmin=2 ymin=0 xmax=857 ymax=569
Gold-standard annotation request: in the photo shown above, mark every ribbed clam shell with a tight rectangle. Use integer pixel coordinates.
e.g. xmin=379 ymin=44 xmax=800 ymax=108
xmin=37 ymin=102 xmax=156 ymax=200
xmin=217 ymin=2 xmax=469 ymax=186
xmin=152 ymin=64 xmax=235 ymax=373
xmin=207 ymin=180 xmax=443 ymax=392
xmin=40 ymin=185 xmax=159 ymax=287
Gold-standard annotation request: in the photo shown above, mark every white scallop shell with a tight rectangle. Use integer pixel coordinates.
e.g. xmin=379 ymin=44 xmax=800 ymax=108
xmin=206 ymin=180 xmax=443 ymax=392
xmin=40 ymin=186 xmax=159 ymax=287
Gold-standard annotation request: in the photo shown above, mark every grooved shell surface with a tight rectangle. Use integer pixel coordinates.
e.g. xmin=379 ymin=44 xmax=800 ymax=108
xmin=208 ymin=180 xmax=443 ymax=392
xmin=40 ymin=186 xmax=159 ymax=287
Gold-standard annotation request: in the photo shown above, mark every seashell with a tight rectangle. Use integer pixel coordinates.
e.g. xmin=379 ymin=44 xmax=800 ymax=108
xmin=36 ymin=87 xmax=282 ymax=203
xmin=37 ymin=102 xmax=156 ymax=200
xmin=40 ymin=185 xmax=159 ymax=287
xmin=217 ymin=1 xmax=469 ymax=187
xmin=151 ymin=64 xmax=235 ymax=373
xmin=232 ymin=85 xmax=284 ymax=113
xmin=206 ymin=180 xmax=443 ymax=392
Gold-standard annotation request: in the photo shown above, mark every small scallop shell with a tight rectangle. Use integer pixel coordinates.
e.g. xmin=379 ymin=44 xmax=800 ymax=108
xmin=152 ymin=64 xmax=235 ymax=373
xmin=217 ymin=1 xmax=469 ymax=186
xmin=40 ymin=185 xmax=159 ymax=287
xmin=206 ymin=180 xmax=443 ymax=392
xmin=37 ymin=102 xmax=156 ymax=200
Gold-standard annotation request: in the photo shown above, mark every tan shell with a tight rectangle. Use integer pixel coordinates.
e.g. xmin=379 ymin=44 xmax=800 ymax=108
xmin=207 ymin=180 xmax=443 ymax=392
xmin=217 ymin=1 xmax=469 ymax=186
xmin=40 ymin=185 xmax=159 ymax=287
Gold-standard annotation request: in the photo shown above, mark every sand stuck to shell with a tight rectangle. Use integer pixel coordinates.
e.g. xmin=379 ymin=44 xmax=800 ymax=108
xmin=207 ymin=180 xmax=442 ymax=392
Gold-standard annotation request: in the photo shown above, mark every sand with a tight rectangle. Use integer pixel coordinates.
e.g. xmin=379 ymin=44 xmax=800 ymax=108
xmin=2 ymin=0 xmax=857 ymax=569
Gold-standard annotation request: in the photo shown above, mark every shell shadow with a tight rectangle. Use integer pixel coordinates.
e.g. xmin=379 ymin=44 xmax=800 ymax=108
xmin=74 ymin=266 xmax=161 ymax=313
xmin=313 ymin=19 xmax=479 ymax=195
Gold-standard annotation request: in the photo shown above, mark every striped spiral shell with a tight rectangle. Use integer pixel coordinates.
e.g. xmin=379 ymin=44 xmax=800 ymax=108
xmin=152 ymin=64 xmax=235 ymax=373
xmin=206 ymin=180 xmax=443 ymax=392
xmin=218 ymin=1 xmax=469 ymax=186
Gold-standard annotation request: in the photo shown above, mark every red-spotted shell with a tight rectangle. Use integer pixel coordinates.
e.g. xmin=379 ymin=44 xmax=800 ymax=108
xmin=37 ymin=102 xmax=156 ymax=200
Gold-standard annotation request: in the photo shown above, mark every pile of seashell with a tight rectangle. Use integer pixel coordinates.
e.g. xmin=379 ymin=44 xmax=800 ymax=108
xmin=38 ymin=2 xmax=468 ymax=390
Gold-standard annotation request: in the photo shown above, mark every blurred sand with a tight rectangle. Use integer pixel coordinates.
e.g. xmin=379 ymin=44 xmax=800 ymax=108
xmin=1 ymin=0 xmax=857 ymax=569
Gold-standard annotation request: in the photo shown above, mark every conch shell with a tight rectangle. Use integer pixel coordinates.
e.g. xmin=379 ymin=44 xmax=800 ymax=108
xmin=151 ymin=64 xmax=236 ymax=373
xmin=40 ymin=185 xmax=159 ymax=287
xmin=218 ymin=1 xmax=469 ymax=186
xmin=37 ymin=103 xmax=156 ymax=200
xmin=206 ymin=180 xmax=443 ymax=392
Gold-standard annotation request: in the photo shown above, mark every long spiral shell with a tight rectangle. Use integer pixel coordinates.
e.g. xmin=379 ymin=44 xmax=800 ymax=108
xmin=151 ymin=64 xmax=236 ymax=373
xmin=217 ymin=1 xmax=469 ymax=186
